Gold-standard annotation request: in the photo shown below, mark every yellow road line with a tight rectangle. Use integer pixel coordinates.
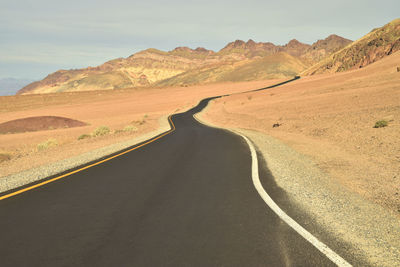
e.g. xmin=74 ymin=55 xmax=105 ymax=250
xmin=0 ymin=115 xmax=176 ymax=201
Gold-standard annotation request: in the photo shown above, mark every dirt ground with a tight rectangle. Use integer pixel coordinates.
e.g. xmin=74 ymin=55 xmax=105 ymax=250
xmin=202 ymin=51 xmax=400 ymax=215
xmin=0 ymin=116 xmax=88 ymax=134
xmin=0 ymin=79 xmax=280 ymax=178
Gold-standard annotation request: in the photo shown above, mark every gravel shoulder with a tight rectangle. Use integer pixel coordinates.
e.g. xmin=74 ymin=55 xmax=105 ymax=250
xmin=0 ymin=115 xmax=170 ymax=193
xmin=195 ymin=110 xmax=400 ymax=267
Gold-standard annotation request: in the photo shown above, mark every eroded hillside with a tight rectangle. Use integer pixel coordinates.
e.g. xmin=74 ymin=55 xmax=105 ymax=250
xmin=18 ymin=35 xmax=351 ymax=94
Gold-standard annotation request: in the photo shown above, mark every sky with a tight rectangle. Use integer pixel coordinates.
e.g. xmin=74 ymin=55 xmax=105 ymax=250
xmin=0 ymin=0 xmax=399 ymax=80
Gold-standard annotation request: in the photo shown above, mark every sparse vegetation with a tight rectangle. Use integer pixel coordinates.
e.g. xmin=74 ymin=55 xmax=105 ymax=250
xmin=78 ymin=134 xmax=91 ymax=140
xmin=373 ymin=120 xmax=388 ymax=128
xmin=114 ymin=125 xmax=138 ymax=134
xmin=123 ymin=125 xmax=137 ymax=132
xmin=37 ymin=138 xmax=58 ymax=151
xmin=247 ymin=95 xmax=253 ymax=100
xmin=92 ymin=126 xmax=110 ymax=137
xmin=0 ymin=152 xmax=11 ymax=163
xmin=132 ymin=115 xmax=148 ymax=126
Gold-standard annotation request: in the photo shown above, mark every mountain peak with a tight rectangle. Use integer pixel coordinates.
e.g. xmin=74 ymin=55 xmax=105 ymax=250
xmin=233 ymin=39 xmax=246 ymax=46
xmin=221 ymin=40 xmax=246 ymax=50
xmin=304 ymin=18 xmax=399 ymax=75
xmin=246 ymin=39 xmax=256 ymax=45
xmin=310 ymin=34 xmax=352 ymax=52
xmin=172 ymin=46 xmax=192 ymax=52
xmin=286 ymin=39 xmax=307 ymax=47
xmin=194 ymin=47 xmax=210 ymax=53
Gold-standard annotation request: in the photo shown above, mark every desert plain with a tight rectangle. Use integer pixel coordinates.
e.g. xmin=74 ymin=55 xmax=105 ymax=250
xmin=0 ymin=80 xmax=279 ymax=178
xmin=202 ymin=51 xmax=400 ymax=214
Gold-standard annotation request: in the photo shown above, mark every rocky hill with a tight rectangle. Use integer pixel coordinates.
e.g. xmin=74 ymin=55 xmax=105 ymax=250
xmin=19 ymin=35 xmax=352 ymax=94
xmin=156 ymin=52 xmax=308 ymax=86
xmin=303 ymin=18 xmax=400 ymax=75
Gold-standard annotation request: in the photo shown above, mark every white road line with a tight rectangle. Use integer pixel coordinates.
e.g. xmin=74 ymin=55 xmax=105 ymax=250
xmin=193 ymin=114 xmax=352 ymax=266
xmin=239 ymin=133 xmax=352 ymax=267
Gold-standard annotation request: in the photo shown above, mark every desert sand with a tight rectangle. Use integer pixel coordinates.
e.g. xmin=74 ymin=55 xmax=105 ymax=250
xmin=0 ymin=79 xmax=280 ymax=178
xmin=202 ymin=51 xmax=400 ymax=214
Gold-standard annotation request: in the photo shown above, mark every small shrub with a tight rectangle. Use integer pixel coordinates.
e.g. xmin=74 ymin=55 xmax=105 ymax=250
xmin=373 ymin=120 xmax=388 ymax=128
xmin=78 ymin=134 xmax=91 ymax=140
xmin=247 ymin=95 xmax=253 ymax=100
xmin=123 ymin=125 xmax=137 ymax=132
xmin=92 ymin=126 xmax=110 ymax=137
xmin=143 ymin=114 xmax=148 ymax=119
xmin=397 ymin=66 xmax=400 ymax=72
xmin=37 ymin=138 xmax=58 ymax=151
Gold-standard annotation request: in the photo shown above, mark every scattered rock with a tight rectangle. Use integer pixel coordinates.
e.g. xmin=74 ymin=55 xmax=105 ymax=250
xmin=273 ymin=123 xmax=281 ymax=128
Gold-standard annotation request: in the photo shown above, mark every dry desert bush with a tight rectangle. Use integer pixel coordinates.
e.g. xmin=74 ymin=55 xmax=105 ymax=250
xmin=37 ymin=138 xmax=58 ymax=151
xmin=374 ymin=120 xmax=389 ymax=128
xmin=91 ymin=126 xmax=110 ymax=137
xmin=78 ymin=134 xmax=91 ymax=140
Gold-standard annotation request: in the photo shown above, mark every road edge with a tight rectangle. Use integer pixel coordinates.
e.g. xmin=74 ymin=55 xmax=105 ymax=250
xmin=193 ymin=112 xmax=352 ymax=267
xmin=0 ymin=115 xmax=173 ymax=195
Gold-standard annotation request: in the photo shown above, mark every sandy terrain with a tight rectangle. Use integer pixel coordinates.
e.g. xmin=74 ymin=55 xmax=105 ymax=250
xmin=0 ymin=79 xmax=280 ymax=179
xmin=202 ymin=51 xmax=400 ymax=214
xmin=0 ymin=116 xmax=87 ymax=134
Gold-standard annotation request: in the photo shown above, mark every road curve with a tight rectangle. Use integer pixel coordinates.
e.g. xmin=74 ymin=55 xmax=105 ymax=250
xmin=0 ymin=78 xmax=347 ymax=266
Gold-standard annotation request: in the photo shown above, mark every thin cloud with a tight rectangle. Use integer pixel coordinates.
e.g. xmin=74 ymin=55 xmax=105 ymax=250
xmin=0 ymin=0 xmax=399 ymax=79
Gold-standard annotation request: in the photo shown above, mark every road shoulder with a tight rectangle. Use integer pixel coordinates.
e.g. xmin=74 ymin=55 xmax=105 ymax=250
xmin=195 ymin=110 xmax=400 ymax=267
xmin=0 ymin=116 xmax=171 ymax=194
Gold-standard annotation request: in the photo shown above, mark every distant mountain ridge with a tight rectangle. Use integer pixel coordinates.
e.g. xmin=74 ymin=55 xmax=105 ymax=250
xmin=18 ymin=34 xmax=354 ymax=94
xmin=0 ymin=78 xmax=33 ymax=96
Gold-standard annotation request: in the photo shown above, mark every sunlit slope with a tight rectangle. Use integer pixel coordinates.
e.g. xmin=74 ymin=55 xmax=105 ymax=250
xmin=157 ymin=52 xmax=308 ymax=86
xmin=303 ymin=18 xmax=400 ymax=75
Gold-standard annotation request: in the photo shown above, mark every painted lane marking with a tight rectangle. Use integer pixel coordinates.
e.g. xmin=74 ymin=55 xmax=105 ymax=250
xmin=239 ymin=133 xmax=352 ymax=267
xmin=1 ymin=78 xmax=297 ymax=201
xmin=192 ymin=114 xmax=351 ymax=266
xmin=0 ymin=116 xmax=176 ymax=201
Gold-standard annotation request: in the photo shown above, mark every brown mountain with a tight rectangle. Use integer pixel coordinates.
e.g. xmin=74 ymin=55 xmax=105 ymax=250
xmin=301 ymin=34 xmax=352 ymax=64
xmin=19 ymin=34 xmax=352 ymax=94
xmin=156 ymin=52 xmax=309 ymax=86
xmin=303 ymin=18 xmax=400 ymax=75
xmin=18 ymin=47 xmax=221 ymax=94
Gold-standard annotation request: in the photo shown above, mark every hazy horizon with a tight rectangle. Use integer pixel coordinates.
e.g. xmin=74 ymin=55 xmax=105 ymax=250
xmin=1 ymin=0 xmax=399 ymax=80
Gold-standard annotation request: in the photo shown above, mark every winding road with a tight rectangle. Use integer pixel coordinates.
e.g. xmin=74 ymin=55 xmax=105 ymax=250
xmin=0 ymin=78 xmax=352 ymax=266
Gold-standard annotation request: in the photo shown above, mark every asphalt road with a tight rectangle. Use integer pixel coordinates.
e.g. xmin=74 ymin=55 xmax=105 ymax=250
xmin=0 ymin=78 xmax=341 ymax=266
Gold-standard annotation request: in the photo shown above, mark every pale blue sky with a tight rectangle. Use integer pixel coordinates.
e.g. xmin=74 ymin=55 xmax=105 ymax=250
xmin=0 ymin=0 xmax=398 ymax=80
